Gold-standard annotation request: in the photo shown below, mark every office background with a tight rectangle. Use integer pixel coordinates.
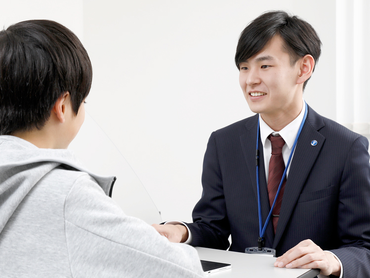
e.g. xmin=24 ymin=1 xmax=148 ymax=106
xmin=1 ymin=0 xmax=369 ymax=223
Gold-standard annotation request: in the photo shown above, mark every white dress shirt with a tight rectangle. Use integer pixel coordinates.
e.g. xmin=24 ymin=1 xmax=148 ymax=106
xmin=259 ymin=100 xmax=306 ymax=180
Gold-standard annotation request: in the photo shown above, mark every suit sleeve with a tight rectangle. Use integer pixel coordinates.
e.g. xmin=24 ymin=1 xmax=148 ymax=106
xmin=64 ymin=174 xmax=204 ymax=278
xmin=330 ymin=136 xmax=370 ymax=277
xmin=186 ymin=132 xmax=231 ymax=250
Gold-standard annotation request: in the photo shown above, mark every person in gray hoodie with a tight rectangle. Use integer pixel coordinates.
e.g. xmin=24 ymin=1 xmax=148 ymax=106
xmin=0 ymin=20 xmax=204 ymax=278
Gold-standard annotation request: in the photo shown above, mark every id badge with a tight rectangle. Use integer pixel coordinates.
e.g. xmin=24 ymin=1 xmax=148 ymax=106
xmin=245 ymin=247 xmax=276 ymax=257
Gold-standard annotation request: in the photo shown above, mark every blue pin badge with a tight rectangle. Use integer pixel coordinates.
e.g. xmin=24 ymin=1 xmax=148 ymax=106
xmin=311 ymin=140 xmax=318 ymax=146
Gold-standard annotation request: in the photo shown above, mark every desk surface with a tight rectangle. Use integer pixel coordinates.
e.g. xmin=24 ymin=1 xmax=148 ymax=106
xmin=196 ymin=247 xmax=319 ymax=277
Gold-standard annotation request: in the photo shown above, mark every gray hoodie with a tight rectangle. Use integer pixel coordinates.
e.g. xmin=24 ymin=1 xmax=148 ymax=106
xmin=0 ymin=135 xmax=204 ymax=277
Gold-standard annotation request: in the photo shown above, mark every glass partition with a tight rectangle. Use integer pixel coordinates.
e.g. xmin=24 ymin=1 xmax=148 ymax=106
xmin=69 ymin=112 xmax=162 ymax=224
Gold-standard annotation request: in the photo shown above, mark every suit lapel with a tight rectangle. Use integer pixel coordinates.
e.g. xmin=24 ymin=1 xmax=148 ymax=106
xmin=240 ymin=115 xmax=259 ymax=202
xmin=273 ymin=106 xmax=326 ymax=247
xmin=240 ymin=115 xmax=274 ymax=247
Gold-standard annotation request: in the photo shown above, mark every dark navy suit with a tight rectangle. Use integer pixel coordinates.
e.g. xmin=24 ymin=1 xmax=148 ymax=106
xmin=187 ymin=105 xmax=370 ymax=277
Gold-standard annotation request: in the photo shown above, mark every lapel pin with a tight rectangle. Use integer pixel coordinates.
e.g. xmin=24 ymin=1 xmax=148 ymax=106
xmin=311 ymin=140 xmax=318 ymax=146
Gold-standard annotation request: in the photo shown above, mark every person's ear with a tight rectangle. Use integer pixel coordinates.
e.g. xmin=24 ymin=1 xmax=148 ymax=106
xmin=297 ymin=55 xmax=315 ymax=85
xmin=52 ymin=92 xmax=70 ymax=123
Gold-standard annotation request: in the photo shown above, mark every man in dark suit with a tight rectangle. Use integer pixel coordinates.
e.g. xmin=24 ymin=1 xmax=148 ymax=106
xmin=153 ymin=11 xmax=370 ymax=277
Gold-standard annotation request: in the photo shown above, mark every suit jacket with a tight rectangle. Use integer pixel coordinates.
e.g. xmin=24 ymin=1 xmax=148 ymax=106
xmin=187 ymin=105 xmax=370 ymax=277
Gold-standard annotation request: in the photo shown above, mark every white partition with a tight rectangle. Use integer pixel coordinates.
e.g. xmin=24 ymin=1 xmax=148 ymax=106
xmin=69 ymin=112 xmax=162 ymax=224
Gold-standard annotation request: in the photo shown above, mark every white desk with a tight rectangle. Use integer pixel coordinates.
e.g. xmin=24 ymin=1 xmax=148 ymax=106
xmin=196 ymin=247 xmax=319 ymax=277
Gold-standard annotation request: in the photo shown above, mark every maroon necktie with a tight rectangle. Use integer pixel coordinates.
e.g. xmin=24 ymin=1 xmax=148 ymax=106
xmin=267 ymin=134 xmax=286 ymax=234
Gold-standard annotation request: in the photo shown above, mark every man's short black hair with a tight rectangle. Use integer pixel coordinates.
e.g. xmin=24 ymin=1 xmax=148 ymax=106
xmin=0 ymin=20 xmax=92 ymax=135
xmin=235 ymin=10 xmax=321 ymax=89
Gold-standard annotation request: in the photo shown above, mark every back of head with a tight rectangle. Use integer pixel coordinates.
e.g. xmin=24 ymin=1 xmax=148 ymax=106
xmin=235 ymin=10 xmax=321 ymax=89
xmin=0 ymin=20 xmax=92 ymax=135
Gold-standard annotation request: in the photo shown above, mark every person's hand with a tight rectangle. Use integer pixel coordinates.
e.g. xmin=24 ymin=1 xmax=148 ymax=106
xmin=152 ymin=223 xmax=189 ymax=243
xmin=274 ymin=239 xmax=341 ymax=276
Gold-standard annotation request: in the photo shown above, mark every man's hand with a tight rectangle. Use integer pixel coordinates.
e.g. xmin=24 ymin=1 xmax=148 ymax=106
xmin=152 ymin=223 xmax=189 ymax=243
xmin=274 ymin=239 xmax=341 ymax=276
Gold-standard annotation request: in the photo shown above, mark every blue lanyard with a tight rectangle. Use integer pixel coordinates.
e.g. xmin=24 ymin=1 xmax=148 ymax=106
xmin=256 ymin=102 xmax=308 ymax=246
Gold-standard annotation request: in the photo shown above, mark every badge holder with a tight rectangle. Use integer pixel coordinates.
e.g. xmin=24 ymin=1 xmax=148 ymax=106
xmin=245 ymin=237 xmax=276 ymax=256
xmin=245 ymin=246 xmax=276 ymax=256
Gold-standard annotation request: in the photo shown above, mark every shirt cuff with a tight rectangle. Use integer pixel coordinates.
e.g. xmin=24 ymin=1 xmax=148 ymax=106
xmin=317 ymin=251 xmax=343 ymax=278
xmin=164 ymin=220 xmax=192 ymax=244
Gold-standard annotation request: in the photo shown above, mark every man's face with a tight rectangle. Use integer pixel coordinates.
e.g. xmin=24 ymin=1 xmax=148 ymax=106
xmin=238 ymin=35 xmax=303 ymax=126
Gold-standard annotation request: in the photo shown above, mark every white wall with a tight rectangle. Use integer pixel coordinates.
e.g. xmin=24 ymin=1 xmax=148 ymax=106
xmin=1 ymin=1 xmax=337 ymax=223
xmin=0 ymin=0 xmax=83 ymax=39
xmin=336 ymin=0 xmax=370 ymax=137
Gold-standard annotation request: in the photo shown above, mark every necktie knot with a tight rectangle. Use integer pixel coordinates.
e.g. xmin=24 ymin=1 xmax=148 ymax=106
xmin=269 ymin=134 xmax=285 ymax=155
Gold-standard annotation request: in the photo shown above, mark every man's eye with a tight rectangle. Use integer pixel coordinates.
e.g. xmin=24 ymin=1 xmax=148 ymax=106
xmin=261 ymin=65 xmax=270 ymax=69
xmin=240 ymin=66 xmax=248 ymax=70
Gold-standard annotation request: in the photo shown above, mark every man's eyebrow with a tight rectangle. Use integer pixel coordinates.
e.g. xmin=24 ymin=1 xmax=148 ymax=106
xmin=255 ymin=55 xmax=274 ymax=62
xmin=241 ymin=55 xmax=275 ymax=64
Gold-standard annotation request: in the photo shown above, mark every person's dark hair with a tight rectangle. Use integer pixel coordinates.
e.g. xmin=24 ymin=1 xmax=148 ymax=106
xmin=0 ymin=20 xmax=92 ymax=135
xmin=235 ymin=10 xmax=321 ymax=90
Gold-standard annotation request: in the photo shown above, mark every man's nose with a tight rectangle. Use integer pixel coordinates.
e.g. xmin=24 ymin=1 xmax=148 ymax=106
xmin=246 ymin=68 xmax=261 ymax=86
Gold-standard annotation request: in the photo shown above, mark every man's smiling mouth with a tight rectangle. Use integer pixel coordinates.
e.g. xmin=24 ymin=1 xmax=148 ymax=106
xmin=249 ymin=92 xmax=267 ymax=97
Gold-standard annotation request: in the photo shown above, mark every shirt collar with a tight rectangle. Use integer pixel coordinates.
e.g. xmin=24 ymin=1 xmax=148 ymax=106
xmin=259 ymin=100 xmax=306 ymax=150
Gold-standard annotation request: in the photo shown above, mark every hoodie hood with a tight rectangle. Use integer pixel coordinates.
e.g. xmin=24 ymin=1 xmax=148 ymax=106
xmin=0 ymin=135 xmax=116 ymax=234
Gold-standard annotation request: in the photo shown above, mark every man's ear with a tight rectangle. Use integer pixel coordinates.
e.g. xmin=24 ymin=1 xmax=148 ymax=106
xmin=297 ymin=54 xmax=315 ymax=85
xmin=52 ymin=92 xmax=70 ymax=123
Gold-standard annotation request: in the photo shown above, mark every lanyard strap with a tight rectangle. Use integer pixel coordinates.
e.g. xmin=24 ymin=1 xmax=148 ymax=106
xmin=256 ymin=102 xmax=308 ymax=243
